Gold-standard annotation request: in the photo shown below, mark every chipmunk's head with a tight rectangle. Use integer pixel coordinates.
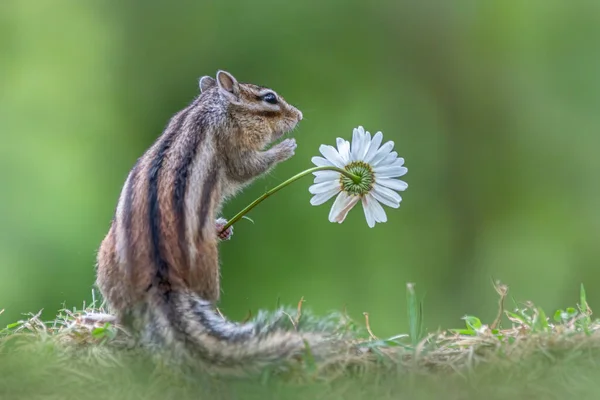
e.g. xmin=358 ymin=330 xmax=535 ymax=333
xmin=199 ymin=70 xmax=303 ymax=150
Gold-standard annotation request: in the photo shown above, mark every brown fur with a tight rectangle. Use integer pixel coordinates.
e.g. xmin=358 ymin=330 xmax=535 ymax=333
xmin=95 ymin=71 xmax=328 ymax=368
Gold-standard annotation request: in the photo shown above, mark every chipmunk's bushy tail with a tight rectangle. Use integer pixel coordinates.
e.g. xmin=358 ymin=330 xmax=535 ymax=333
xmin=136 ymin=288 xmax=341 ymax=372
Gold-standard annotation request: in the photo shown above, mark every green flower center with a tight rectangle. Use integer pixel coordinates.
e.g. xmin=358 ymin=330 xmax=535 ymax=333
xmin=340 ymin=161 xmax=375 ymax=196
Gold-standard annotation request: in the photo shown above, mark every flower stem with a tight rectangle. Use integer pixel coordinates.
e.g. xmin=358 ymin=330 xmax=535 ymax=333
xmin=220 ymin=166 xmax=360 ymax=232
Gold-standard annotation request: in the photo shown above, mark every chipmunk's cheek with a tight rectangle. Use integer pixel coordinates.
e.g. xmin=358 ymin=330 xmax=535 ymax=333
xmin=285 ymin=117 xmax=300 ymax=132
xmin=271 ymin=121 xmax=286 ymax=139
xmin=271 ymin=129 xmax=284 ymax=142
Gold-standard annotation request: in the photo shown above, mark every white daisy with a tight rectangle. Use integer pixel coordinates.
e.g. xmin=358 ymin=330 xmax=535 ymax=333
xmin=309 ymin=126 xmax=408 ymax=228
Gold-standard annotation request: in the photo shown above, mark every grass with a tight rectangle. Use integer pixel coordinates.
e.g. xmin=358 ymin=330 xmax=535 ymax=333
xmin=2 ymin=282 xmax=600 ymax=399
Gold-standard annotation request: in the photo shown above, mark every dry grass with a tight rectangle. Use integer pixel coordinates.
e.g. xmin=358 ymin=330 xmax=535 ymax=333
xmin=2 ymin=283 xmax=600 ymax=399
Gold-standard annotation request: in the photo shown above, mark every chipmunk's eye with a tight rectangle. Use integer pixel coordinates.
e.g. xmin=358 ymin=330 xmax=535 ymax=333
xmin=261 ymin=92 xmax=278 ymax=105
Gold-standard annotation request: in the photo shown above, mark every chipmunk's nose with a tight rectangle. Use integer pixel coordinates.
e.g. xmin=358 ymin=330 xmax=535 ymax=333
xmin=297 ymin=110 xmax=303 ymax=121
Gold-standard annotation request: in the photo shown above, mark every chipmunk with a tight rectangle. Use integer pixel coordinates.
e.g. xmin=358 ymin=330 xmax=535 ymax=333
xmin=96 ymin=70 xmax=337 ymax=371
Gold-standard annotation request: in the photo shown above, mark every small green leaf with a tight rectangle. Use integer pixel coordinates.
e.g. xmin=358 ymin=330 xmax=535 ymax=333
xmin=579 ymin=283 xmax=592 ymax=329
xmin=566 ymin=307 xmax=578 ymax=318
xmin=92 ymin=327 xmax=107 ymax=338
xmin=6 ymin=322 xmax=21 ymax=329
xmin=462 ymin=316 xmax=482 ymax=331
xmin=536 ymin=307 xmax=549 ymax=332
xmin=553 ymin=310 xmax=563 ymax=322
xmin=92 ymin=323 xmax=115 ymax=340
xmin=450 ymin=328 xmax=475 ymax=336
xmin=580 ymin=284 xmax=588 ymax=311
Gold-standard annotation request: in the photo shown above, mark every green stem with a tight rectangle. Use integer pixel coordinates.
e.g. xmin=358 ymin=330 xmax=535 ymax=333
xmin=220 ymin=166 xmax=359 ymax=233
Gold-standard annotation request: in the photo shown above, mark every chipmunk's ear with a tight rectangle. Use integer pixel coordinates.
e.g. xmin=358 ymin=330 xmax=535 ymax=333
xmin=216 ymin=70 xmax=240 ymax=100
xmin=199 ymin=76 xmax=216 ymax=92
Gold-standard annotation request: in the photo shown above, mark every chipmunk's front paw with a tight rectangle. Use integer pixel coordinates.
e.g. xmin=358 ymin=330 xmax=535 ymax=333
xmin=272 ymin=138 xmax=297 ymax=162
xmin=215 ymin=218 xmax=233 ymax=241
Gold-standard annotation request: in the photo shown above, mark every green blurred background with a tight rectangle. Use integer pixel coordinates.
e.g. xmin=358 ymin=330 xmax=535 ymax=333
xmin=1 ymin=1 xmax=599 ymax=337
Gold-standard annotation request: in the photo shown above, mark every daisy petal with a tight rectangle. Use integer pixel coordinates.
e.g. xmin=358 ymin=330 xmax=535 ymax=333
xmin=377 ymin=178 xmax=408 ymax=191
xmin=319 ymin=145 xmax=345 ymax=168
xmin=310 ymin=187 xmax=341 ymax=206
xmin=311 ymin=156 xmax=334 ymax=167
xmin=355 ymin=126 xmax=372 ymax=161
xmin=388 ymin=158 xmax=406 ymax=168
xmin=374 ymin=165 xmax=408 ymax=178
xmin=361 ymin=197 xmax=374 ymax=227
xmin=336 ymin=138 xmax=351 ymax=164
xmin=309 ymin=180 xmax=339 ymax=194
xmin=370 ymin=141 xmax=395 ymax=167
xmin=361 ymin=129 xmax=372 ymax=160
xmin=368 ymin=193 xmax=388 ymax=223
xmin=351 ymin=126 xmax=366 ymax=161
xmin=364 ymin=131 xmax=383 ymax=163
xmin=312 ymin=170 xmax=340 ymax=183
xmin=328 ymin=192 xmax=360 ymax=223
xmin=361 ymin=194 xmax=386 ymax=227
xmin=371 ymin=190 xmax=399 ymax=208
xmin=372 ymin=184 xmax=402 ymax=208
xmin=380 ymin=151 xmax=399 ymax=166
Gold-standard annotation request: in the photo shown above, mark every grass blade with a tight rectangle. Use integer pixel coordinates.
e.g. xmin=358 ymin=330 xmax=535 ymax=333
xmin=406 ymin=283 xmax=422 ymax=348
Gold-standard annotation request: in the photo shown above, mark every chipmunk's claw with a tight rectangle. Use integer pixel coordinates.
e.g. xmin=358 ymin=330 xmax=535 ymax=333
xmin=215 ymin=218 xmax=233 ymax=241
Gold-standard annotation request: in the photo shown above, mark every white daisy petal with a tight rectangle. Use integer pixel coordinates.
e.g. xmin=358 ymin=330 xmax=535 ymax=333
xmin=379 ymin=151 xmax=398 ymax=167
xmin=361 ymin=201 xmax=375 ymax=227
xmin=319 ymin=145 xmax=345 ymax=168
xmin=310 ymin=187 xmax=341 ymax=206
xmin=368 ymin=193 xmax=388 ymax=223
xmin=364 ymin=131 xmax=383 ymax=163
xmin=361 ymin=195 xmax=381 ymax=227
xmin=312 ymin=170 xmax=340 ymax=183
xmin=374 ymin=165 xmax=408 ymax=178
xmin=350 ymin=128 xmax=359 ymax=160
xmin=336 ymin=138 xmax=351 ymax=164
xmin=373 ymin=184 xmax=402 ymax=208
xmin=351 ymin=126 xmax=366 ymax=161
xmin=377 ymin=178 xmax=408 ymax=191
xmin=355 ymin=126 xmax=371 ymax=161
xmin=311 ymin=156 xmax=334 ymax=167
xmin=387 ymin=159 xmax=406 ymax=169
xmin=328 ymin=192 xmax=360 ymax=223
xmin=371 ymin=187 xmax=400 ymax=208
xmin=361 ymin=130 xmax=372 ymax=160
xmin=370 ymin=141 xmax=395 ymax=166
xmin=309 ymin=180 xmax=339 ymax=194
